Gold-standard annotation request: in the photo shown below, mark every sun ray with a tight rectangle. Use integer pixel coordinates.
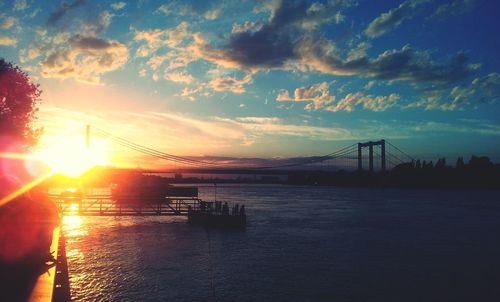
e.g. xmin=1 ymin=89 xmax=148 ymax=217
xmin=0 ymin=171 xmax=54 ymax=207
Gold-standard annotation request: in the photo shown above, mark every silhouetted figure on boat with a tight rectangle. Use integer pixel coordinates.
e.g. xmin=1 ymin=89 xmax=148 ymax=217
xmin=240 ymin=205 xmax=245 ymax=216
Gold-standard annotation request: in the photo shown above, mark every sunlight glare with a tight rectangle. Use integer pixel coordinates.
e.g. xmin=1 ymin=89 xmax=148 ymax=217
xmin=35 ymin=136 xmax=111 ymax=177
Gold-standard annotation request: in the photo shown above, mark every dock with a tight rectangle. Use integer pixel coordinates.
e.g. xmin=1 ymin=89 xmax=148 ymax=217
xmin=51 ymin=194 xmax=201 ymax=216
xmin=28 ymin=226 xmax=71 ymax=302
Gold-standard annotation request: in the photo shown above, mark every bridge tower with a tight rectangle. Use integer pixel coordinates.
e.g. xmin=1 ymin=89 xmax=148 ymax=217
xmin=86 ymin=124 xmax=90 ymax=148
xmin=357 ymin=139 xmax=386 ymax=172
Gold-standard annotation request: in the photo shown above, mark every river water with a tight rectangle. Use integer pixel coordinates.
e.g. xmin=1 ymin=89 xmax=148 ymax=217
xmin=63 ymin=185 xmax=500 ymax=302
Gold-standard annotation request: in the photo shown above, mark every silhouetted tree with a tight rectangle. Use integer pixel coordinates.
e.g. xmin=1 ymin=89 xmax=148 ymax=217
xmin=435 ymin=158 xmax=446 ymax=169
xmin=468 ymin=156 xmax=493 ymax=169
xmin=424 ymin=161 xmax=434 ymax=169
xmin=0 ymin=58 xmax=42 ymax=147
xmin=456 ymin=157 xmax=464 ymax=169
xmin=415 ymin=159 xmax=421 ymax=169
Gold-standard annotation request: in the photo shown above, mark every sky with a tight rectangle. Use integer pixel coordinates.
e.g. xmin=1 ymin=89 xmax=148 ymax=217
xmin=1 ymin=0 xmax=499 ymax=167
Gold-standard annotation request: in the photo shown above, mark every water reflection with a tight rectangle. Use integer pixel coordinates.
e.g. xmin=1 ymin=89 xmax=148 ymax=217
xmin=62 ymin=215 xmax=86 ymax=238
xmin=62 ymin=186 xmax=500 ymax=301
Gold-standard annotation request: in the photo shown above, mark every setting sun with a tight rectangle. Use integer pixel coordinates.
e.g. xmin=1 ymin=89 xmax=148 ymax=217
xmin=35 ymin=136 xmax=111 ymax=177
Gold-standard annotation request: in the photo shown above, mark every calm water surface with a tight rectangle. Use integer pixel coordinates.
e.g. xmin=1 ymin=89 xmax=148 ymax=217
xmin=63 ymin=185 xmax=500 ymax=301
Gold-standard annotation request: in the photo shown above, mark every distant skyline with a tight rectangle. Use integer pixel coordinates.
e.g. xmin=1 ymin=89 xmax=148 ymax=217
xmin=1 ymin=0 xmax=499 ymax=167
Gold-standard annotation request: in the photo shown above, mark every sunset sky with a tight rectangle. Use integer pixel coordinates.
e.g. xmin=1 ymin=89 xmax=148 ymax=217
xmin=1 ymin=0 xmax=499 ymax=167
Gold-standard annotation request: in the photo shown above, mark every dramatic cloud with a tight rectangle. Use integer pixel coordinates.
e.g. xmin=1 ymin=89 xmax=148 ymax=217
xmin=190 ymin=0 xmax=350 ymax=71
xmin=299 ymin=42 xmax=474 ymax=85
xmin=365 ymin=0 xmax=428 ymax=38
xmin=430 ymin=0 xmax=476 ymax=20
xmin=110 ymin=2 xmax=126 ymax=10
xmin=209 ymin=74 xmax=253 ymax=94
xmin=0 ymin=17 xmax=16 ymax=29
xmin=189 ymin=0 xmax=473 ymax=88
xmin=41 ymin=36 xmax=128 ymax=85
xmin=0 ymin=36 xmax=17 ymax=46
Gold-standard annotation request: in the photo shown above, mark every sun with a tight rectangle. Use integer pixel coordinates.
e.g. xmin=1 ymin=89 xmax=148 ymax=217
xmin=35 ymin=136 xmax=111 ymax=177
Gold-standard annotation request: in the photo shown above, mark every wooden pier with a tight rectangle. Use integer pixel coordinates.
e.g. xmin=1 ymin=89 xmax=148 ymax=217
xmin=51 ymin=194 xmax=201 ymax=216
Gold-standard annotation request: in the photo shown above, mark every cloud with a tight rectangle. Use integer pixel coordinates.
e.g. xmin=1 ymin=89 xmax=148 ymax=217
xmin=0 ymin=36 xmax=17 ymax=46
xmin=40 ymin=36 xmax=128 ymax=85
xmin=134 ymin=22 xmax=189 ymax=57
xmin=232 ymin=21 xmax=264 ymax=33
xmin=176 ymin=87 xmax=203 ymax=101
xmin=299 ymin=42 xmax=474 ymax=85
xmin=277 ymin=82 xmax=399 ymax=112
xmin=19 ymin=47 xmax=42 ymax=63
xmin=365 ymin=0 xmax=428 ymax=38
xmin=209 ymin=74 xmax=253 ymax=94
xmin=325 ymin=92 xmax=400 ymax=112
xmin=430 ymin=0 xmax=476 ymax=20
xmin=190 ymin=0 xmax=350 ymax=71
xmin=0 ymin=17 xmax=16 ymax=29
xmin=158 ymin=2 xmax=223 ymax=20
xmin=47 ymin=0 xmax=86 ymax=26
xmin=157 ymin=3 xmax=197 ymax=17
xmin=13 ymin=0 xmax=28 ymax=11
xmin=407 ymin=73 xmax=500 ymax=110
xmin=110 ymin=2 xmax=126 ymax=10
xmin=164 ymin=72 xmax=193 ymax=84
xmin=276 ymin=82 xmax=335 ymax=110
xmin=219 ymin=115 xmax=353 ymax=139
xmin=236 ymin=117 xmax=281 ymax=124
xmin=188 ymin=0 xmax=473 ymax=88
xmin=29 ymin=8 xmax=42 ymax=19
xmin=205 ymin=7 xmax=222 ymax=20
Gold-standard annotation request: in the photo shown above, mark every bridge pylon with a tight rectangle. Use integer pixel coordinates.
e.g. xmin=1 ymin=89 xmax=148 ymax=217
xmin=357 ymin=139 xmax=386 ymax=172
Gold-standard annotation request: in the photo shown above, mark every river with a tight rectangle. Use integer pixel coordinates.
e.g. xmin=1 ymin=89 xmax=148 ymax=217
xmin=63 ymin=185 xmax=500 ymax=301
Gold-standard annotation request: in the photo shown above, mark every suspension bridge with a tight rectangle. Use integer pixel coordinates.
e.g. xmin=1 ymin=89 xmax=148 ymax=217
xmin=89 ymin=126 xmax=414 ymax=174
xmin=46 ymin=126 xmax=416 ymax=217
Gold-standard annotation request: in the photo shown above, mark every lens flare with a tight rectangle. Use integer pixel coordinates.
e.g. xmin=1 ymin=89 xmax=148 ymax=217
xmin=35 ymin=136 xmax=111 ymax=177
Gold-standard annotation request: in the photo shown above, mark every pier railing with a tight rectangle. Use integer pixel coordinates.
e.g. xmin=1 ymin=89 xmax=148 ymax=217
xmin=49 ymin=194 xmax=201 ymax=216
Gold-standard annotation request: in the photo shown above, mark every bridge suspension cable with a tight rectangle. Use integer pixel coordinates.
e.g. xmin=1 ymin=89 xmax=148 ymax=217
xmin=250 ymin=143 xmax=358 ymax=170
xmin=92 ymin=127 xmax=221 ymax=166
xmin=91 ymin=125 xmax=414 ymax=171
xmin=386 ymin=141 xmax=414 ymax=162
xmin=91 ymin=126 xmax=360 ymax=170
